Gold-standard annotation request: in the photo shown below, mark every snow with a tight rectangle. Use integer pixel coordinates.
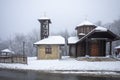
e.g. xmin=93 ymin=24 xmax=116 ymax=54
xmin=95 ymin=26 xmax=107 ymax=31
xmin=68 ymin=37 xmax=79 ymax=44
xmin=34 ymin=36 xmax=65 ymax=45
xmin=1 ymin=49 xmax=14 ymax=54
xmin=1 ymin=49 xmax=12 ymax=53
xmin=79 ymin=33 xmax=85 ymax=35
xmin=54 ymin=71 xmax=120 ymax=75
xmin=115 ymin=45 xmax=120 ymax=49
xmin=0 ymin=57 xmax=120 ymax=73
xmin=76 ymin=20 xmax=107 ymax=32
xmin=77 ymin=20 xmax=94 ymax=26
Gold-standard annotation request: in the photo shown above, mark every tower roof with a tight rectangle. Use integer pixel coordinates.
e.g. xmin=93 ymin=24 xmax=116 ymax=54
xmin=38 ymin=16 xmax=51 ymax=23
xmin=39 ymin=16 xmax=50 ymax=20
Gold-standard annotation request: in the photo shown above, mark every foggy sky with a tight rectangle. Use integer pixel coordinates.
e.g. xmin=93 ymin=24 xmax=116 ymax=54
xmin=0 ymin=0 xmax=120 ymax=40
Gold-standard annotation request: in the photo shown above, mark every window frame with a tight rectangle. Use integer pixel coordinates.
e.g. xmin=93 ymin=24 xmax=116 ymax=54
xmin=45 ymin=45 xmax=52 ymax=54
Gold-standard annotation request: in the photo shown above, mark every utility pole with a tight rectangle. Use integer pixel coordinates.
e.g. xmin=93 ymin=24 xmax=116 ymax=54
xmin=23 ymin=41 xmax=25 ymax=61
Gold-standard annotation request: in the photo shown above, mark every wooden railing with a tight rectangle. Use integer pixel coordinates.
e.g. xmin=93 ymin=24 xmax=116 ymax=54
xmin=0 ymin=54 xmax=27 ymax=64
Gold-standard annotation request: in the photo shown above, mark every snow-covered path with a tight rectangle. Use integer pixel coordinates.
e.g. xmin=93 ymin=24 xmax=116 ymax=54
xmin=0 ymin=57 xmax=120 ymax=72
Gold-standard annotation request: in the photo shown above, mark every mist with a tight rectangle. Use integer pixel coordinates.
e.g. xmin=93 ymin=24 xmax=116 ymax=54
xmin=0 ymin=0 xmax=120 ymax=40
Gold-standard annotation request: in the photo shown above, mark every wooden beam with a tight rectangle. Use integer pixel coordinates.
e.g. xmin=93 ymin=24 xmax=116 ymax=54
xmin=109 ymin=41 xmax=112 ymax=56
xmin=69 ymin=45 xmax=71 ymax=56
xmin=91 ymin=38 xmax=108 ymax=40
xmin=85 ymin=38 xmax=89 ymax=56
xmin=75 ymin=44 xmax=77 ymax=58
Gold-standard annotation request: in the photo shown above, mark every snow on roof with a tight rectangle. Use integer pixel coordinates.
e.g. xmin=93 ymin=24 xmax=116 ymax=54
xmin=115 ymin=45 xmax=120 ymax=49
xmin=95 ymin=26 xmax=107 ymax=31
xmin=68 ymin=37 xmax=79 ymax=44
xmin=1 ymin=49 xmax=14 ymax=53
xmin=77 ymin=20 xmax=94 ymax=26
xmin=34 ymin=36 xmax=65 ymax=45
xmin=79 ymin=33 xmax=85 ymax=35
xmin=39 ymin=16 xmax=50 ymax=20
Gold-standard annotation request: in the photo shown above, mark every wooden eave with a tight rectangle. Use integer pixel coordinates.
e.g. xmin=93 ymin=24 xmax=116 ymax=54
xmin=76 ymin=29 xmax=120 ymax=43
xmin=38 ymin=19 xmax=51 ymax=23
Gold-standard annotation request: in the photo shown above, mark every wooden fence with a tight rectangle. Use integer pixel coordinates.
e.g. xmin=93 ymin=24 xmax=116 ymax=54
xmin=0 ymin=54 xmax=27 ymax=64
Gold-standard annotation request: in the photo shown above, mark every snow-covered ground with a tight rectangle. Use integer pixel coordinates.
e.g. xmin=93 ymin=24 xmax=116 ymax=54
xmin=0 ymin=56 xmax=120 ymax=75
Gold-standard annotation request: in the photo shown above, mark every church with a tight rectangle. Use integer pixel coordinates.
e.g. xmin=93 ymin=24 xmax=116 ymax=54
xmin=68 ymin=20 xmax=120 ymax=57
xmin=34 ymin=16 xmax=120 ymax=59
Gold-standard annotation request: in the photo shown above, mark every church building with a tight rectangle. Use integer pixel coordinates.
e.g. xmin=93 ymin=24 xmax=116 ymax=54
xmin=68 ymin=20 xmax=120 ymax=57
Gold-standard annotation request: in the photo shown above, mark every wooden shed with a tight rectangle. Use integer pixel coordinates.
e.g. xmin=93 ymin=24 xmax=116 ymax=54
xmin=34 ymin=36 xmax=65 ymax=59
xmin=68 ymin=20 xmax=120 ymax=57
xmin=1 ymin=49 xmax=14 ymax=56
xmin=114 ymin=45 xmax=120 ymax=57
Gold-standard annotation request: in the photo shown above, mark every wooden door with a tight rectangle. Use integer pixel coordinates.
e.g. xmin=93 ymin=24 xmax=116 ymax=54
xmin=90 ymin=41 xmax=99 ymax=56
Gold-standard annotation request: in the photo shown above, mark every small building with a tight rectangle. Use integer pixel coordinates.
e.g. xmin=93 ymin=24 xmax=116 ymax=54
xmin=68 ymin=20 xmax=120 ymax=57
xmin=34 ymin=36 xmax=65 ymax=59
xmin=115 ymin=45 xmax=120 ymax=52
xmin=114 ymin=45 xmax=120 ymax=57
xmin=0 ymin=49 xmax=27 ymax=64
xmin=0 ymin=49 xmax=14 ymax=56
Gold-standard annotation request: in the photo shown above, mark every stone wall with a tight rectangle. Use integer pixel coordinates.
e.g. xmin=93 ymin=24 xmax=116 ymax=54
xmin=37 ymin=45 xmax=60 ymax=59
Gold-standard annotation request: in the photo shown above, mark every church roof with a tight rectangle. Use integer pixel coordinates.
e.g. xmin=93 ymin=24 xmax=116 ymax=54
xmin=95 ymin=26 xmax=107 ymax=31
xmin=78 ymin=26 xmax=119 ymax=42
xmin=34 ymin=36 xmax=65 ymax=45
xmin=68 ymin=26 xmax=120 ymax=44
xmin=77 ymin=20 xmax=95 ymax=27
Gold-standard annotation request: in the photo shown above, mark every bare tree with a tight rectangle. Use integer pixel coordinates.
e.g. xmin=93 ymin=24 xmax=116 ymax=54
xmin=8 ymin=33 xmax=26 ymax=55
xmin=25 ymin=29 xmax=39 ymax=56
xmin=105 ymin=18 xmax=120 ymax=54
xmin=70 ymin=31 xmax=76 ymax=36
xmin=0 ymin=40 xmax=9 ymax=51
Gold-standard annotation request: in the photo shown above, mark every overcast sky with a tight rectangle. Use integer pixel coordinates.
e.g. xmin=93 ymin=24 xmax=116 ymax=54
xmin=0 ymin=0 xmax=120 ymax=40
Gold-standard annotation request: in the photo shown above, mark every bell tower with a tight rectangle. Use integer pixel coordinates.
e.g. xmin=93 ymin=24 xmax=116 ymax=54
xmin=38 ymin=17 xmax=51 ymax=40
